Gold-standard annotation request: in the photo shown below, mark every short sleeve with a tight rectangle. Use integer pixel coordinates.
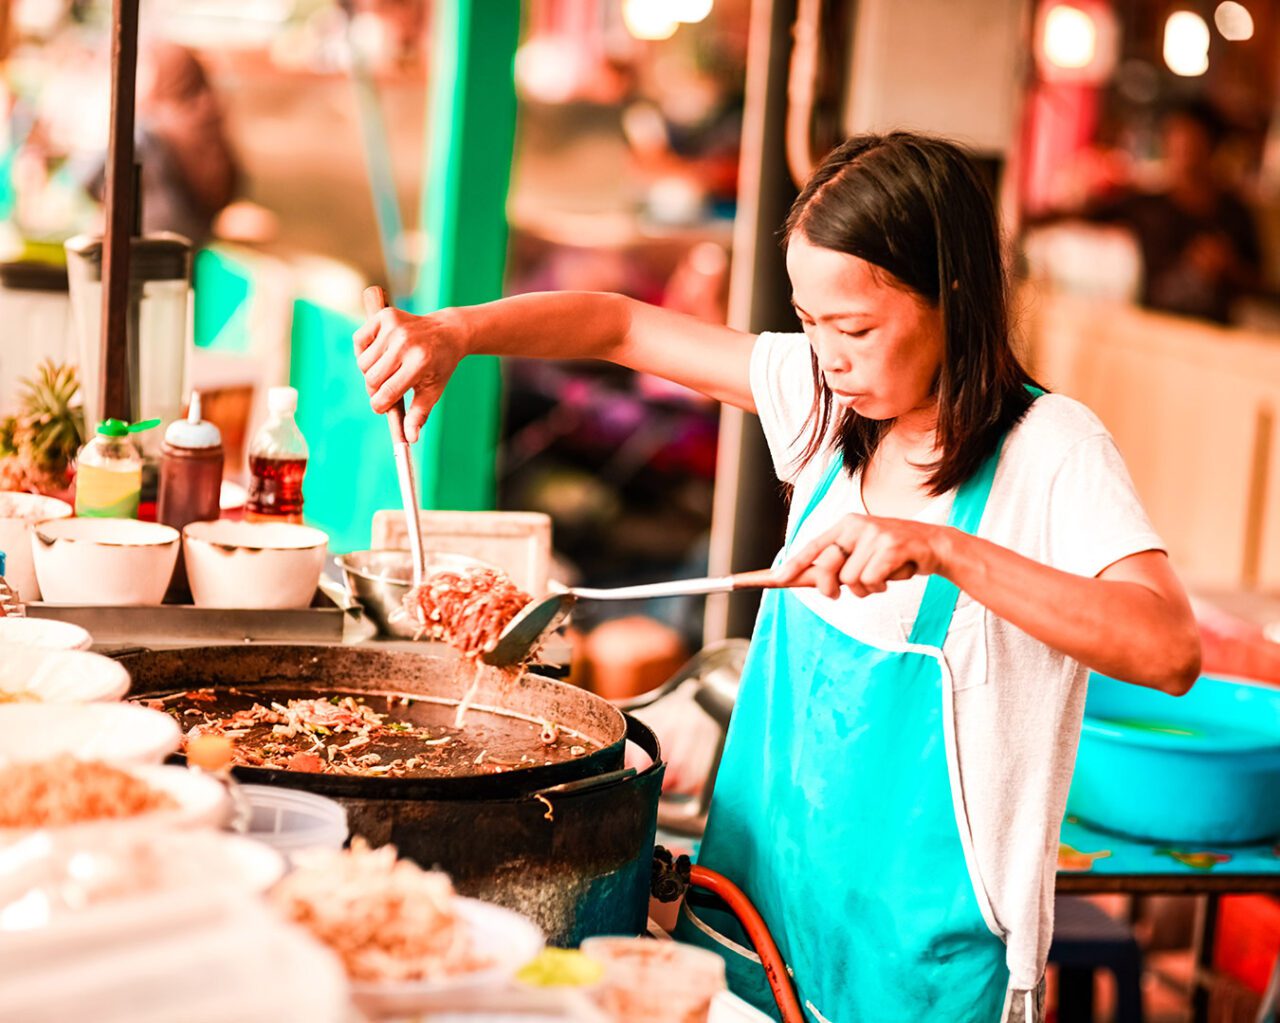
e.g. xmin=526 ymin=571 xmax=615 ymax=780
xmin=749 ymin=332 xmax=819 ymax=483
xmin=1046 ymin=434 xmax=1165 ymax=578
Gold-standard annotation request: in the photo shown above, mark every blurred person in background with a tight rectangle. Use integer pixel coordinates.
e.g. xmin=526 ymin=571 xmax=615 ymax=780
xmin=89 ymin=40 xmax=238 ymax=245
xmin=1043 ymin=100 xmax=1261 ymax=324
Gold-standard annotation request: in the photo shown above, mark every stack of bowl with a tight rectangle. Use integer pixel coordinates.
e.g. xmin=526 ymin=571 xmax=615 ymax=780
xmin=0 ymin=492 xmax=72 ymax=601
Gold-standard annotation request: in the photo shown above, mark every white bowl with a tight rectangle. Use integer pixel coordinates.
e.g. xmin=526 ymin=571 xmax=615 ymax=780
xmin=349 ymin=897 xmax=546 ymax=1019
xmin=0 ymin=617 xmax=91 ymax=650
xmin=0 ymin=830 xmax=285 ymax=912
xmin=0 ymin=763 xmax=230 ymax=839
xmin=0 ymin=493 xmax=73 ymax=601
xmin=0 ymin=702 xmax=180 ymax=766
xmin=183 ymin=520 xmax=328 ymax=610
xmin=32 ymin=518 xmax=179 ymax=606
xmin=0 ymin=645 xmax=130 ymax=703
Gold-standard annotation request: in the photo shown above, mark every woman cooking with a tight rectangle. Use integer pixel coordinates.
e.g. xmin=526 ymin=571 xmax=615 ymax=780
xmin=354 ymin=133 xmax=1201 ymax=1023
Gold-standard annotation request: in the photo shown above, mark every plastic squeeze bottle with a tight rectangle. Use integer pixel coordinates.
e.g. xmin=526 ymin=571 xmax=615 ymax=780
xmin=74 ymin=418 xmax=160 ymax=519
xmin=245 ymin=386 xmax=308 ymax=523
xmin=158 ymin=392 xmax=224 ymax=601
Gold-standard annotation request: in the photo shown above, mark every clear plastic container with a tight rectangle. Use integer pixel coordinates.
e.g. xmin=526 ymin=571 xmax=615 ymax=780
xmin=245 ymin=386 xmax=309 ymax=523
xmin=74 ymin=418 xmax=160 ymax=519
xmin=580 ymin=937 xmax=727 ymax=1023
xmin=0 ymin=550 xmax=23 ymax=617
xmin=240 ymin=784 xmax=348 ymax=860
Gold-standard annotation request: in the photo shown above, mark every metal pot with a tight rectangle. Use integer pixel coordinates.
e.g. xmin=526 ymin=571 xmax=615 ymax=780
xmin=335 ymin=550 xmax=481 ymax=639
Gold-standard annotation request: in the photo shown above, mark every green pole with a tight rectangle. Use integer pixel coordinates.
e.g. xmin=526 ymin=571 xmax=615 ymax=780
xmin=410 ymin=0 xmax=521 ymax=510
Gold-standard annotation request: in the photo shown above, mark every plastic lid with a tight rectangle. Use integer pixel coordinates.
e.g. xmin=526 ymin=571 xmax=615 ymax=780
xmin=267 ymin=386 xmax=298 ymax=416
xmin=164 ymin=392 xmax=222 ymax=449
xmin=240 ymin=784 xmax=348 ymax=854
xmin=97 ymin=417 xmax=161 ymax=438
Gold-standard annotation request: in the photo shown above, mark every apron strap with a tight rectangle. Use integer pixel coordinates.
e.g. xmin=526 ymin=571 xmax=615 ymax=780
xmin=906 ymin=445 xmax=1001 ymax=648
xmin=787 ymin=453 xmax=844 ymax=547
xmin=908 ymin=385 xmax=1044 ymax=649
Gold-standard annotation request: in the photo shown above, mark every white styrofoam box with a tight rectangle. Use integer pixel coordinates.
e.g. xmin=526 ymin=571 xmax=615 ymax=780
xmin=371 ymin=510 xmax=552 ymax=595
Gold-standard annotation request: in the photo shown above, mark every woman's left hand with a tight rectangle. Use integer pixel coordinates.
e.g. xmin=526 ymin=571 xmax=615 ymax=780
xmin=774 ymin=515 xmax=954 ymax=599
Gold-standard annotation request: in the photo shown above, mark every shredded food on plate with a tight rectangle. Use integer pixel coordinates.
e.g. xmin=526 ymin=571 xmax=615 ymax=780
xmin=272 ymin=838 xmax=491 ymax=983
xmin=0 ymin=757 xmax=175 ymax=828
xmin=0 ymin=689 xmax=38 ymax=703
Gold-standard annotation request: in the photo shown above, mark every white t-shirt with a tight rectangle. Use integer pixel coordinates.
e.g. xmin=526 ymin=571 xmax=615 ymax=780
xmin=750 ymin=332 xmax=1164 ymax=996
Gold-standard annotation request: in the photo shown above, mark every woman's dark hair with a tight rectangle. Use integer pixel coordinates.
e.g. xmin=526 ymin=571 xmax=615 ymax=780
xmin=783 ymin=131 xmax=1040 ymax=496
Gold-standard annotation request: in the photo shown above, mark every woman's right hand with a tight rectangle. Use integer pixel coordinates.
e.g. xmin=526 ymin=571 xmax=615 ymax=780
xmin=353 ymin=306 xmax=469 ymax=443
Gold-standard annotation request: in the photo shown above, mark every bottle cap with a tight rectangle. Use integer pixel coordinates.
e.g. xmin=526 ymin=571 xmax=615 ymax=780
xmin=268 ymin=386 xmax=298 ymax=417
xmin=97 ymin=417 xmax=161 ymax=438
xmin=163 ymin=392 xmax=222 ymax=449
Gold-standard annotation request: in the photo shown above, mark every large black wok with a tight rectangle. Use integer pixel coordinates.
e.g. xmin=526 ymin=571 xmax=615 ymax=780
xmin=119 ymin=644 xmax=627 ymax=799
xmin=117 ymin=644 xmax=665 ymax=944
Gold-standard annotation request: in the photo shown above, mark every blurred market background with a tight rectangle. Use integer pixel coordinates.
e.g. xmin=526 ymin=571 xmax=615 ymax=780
xmin=4 ymin=2 xmax=1280 ymax=1016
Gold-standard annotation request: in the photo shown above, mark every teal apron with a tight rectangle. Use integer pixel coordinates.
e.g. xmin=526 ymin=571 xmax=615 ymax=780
xmin=677 ymin=442 xmax=1012 ymax=1023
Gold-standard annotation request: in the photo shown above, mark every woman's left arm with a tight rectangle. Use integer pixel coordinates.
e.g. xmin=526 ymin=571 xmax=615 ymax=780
xmin=775 ymin=518 xmax=1201 ymax=695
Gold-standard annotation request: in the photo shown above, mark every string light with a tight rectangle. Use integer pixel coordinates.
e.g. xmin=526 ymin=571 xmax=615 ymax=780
xmin=1214 ymin=2 xmax=1254 ymax=41
xmin=1164 ymin=11 xmax=1210 ymax=77
xmin=673 ymin=0 xmax=714 ymax=23
xmin=1043 ymin=5 xmax=1097 ymax=70
xmin=622 ymin=0 xmax=679 ymax=40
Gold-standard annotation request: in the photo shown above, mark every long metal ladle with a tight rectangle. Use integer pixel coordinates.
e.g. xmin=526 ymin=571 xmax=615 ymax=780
xmin=362 ymin=286 xmax=427 ymax=595
xmin=482 ymin=567 xmax=820 ymax=667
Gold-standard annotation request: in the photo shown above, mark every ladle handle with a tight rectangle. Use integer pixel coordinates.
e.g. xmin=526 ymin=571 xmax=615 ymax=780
xmin=362 ymin=286 xmax=426 ymax=588
xmin=362 ymin=286 xmax=406 ymax=441
xmin=566 ymin=568 xmax=822 ymax=601
xmin=732 ymin=565 xmax=914 ymax=589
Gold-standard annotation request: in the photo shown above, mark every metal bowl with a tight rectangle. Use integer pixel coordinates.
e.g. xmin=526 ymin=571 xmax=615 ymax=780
xmin=335 ymin=549 xmax=486 ymax=638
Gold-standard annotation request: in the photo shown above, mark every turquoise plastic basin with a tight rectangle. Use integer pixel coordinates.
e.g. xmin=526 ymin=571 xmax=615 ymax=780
xmin=1067 ymin=673 xmax=1280 ymax=845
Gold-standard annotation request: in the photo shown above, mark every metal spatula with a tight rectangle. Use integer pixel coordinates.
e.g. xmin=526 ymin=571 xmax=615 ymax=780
xmin=482 ymin=568 xmax=817 ymax=667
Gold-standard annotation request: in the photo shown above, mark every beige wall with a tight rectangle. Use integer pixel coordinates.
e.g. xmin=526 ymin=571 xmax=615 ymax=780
xmin=843 ymin=0 xmax=1029 ymax=154
xmin=1022 ymin=287 xmax=1280 ymax=593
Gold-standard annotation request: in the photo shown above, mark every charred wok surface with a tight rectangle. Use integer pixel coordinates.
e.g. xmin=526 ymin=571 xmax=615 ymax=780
xmin=146 ymin=685 xmax=600 ymax=778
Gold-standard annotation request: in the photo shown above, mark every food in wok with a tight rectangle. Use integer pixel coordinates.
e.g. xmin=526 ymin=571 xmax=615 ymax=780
xmin=143 ymin=687 xmax=595 ymax=778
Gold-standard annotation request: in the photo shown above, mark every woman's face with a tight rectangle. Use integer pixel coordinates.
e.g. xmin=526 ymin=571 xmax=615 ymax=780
xmin=785 ymin=233 xmax=943 ymax=422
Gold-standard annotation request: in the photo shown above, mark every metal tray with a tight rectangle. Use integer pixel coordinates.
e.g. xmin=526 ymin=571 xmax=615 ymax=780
xmin=26 ymin=590 xmax=346 ymax=648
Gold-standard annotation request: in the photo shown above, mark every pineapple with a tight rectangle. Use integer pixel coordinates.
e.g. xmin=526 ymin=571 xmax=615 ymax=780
xmin=0 ymin=361 xmax=85 ymax=496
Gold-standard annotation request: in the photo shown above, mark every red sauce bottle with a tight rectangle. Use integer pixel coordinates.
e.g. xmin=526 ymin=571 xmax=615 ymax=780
xmin=158 ymin=392 xmax=224 ymax=601
xmin=245 ymin=386 xmax=309 ymax=523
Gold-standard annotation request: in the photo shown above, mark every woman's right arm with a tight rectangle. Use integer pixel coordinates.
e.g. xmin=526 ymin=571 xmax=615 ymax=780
xmin=354 ymin=291 xmax=756 ymax=442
